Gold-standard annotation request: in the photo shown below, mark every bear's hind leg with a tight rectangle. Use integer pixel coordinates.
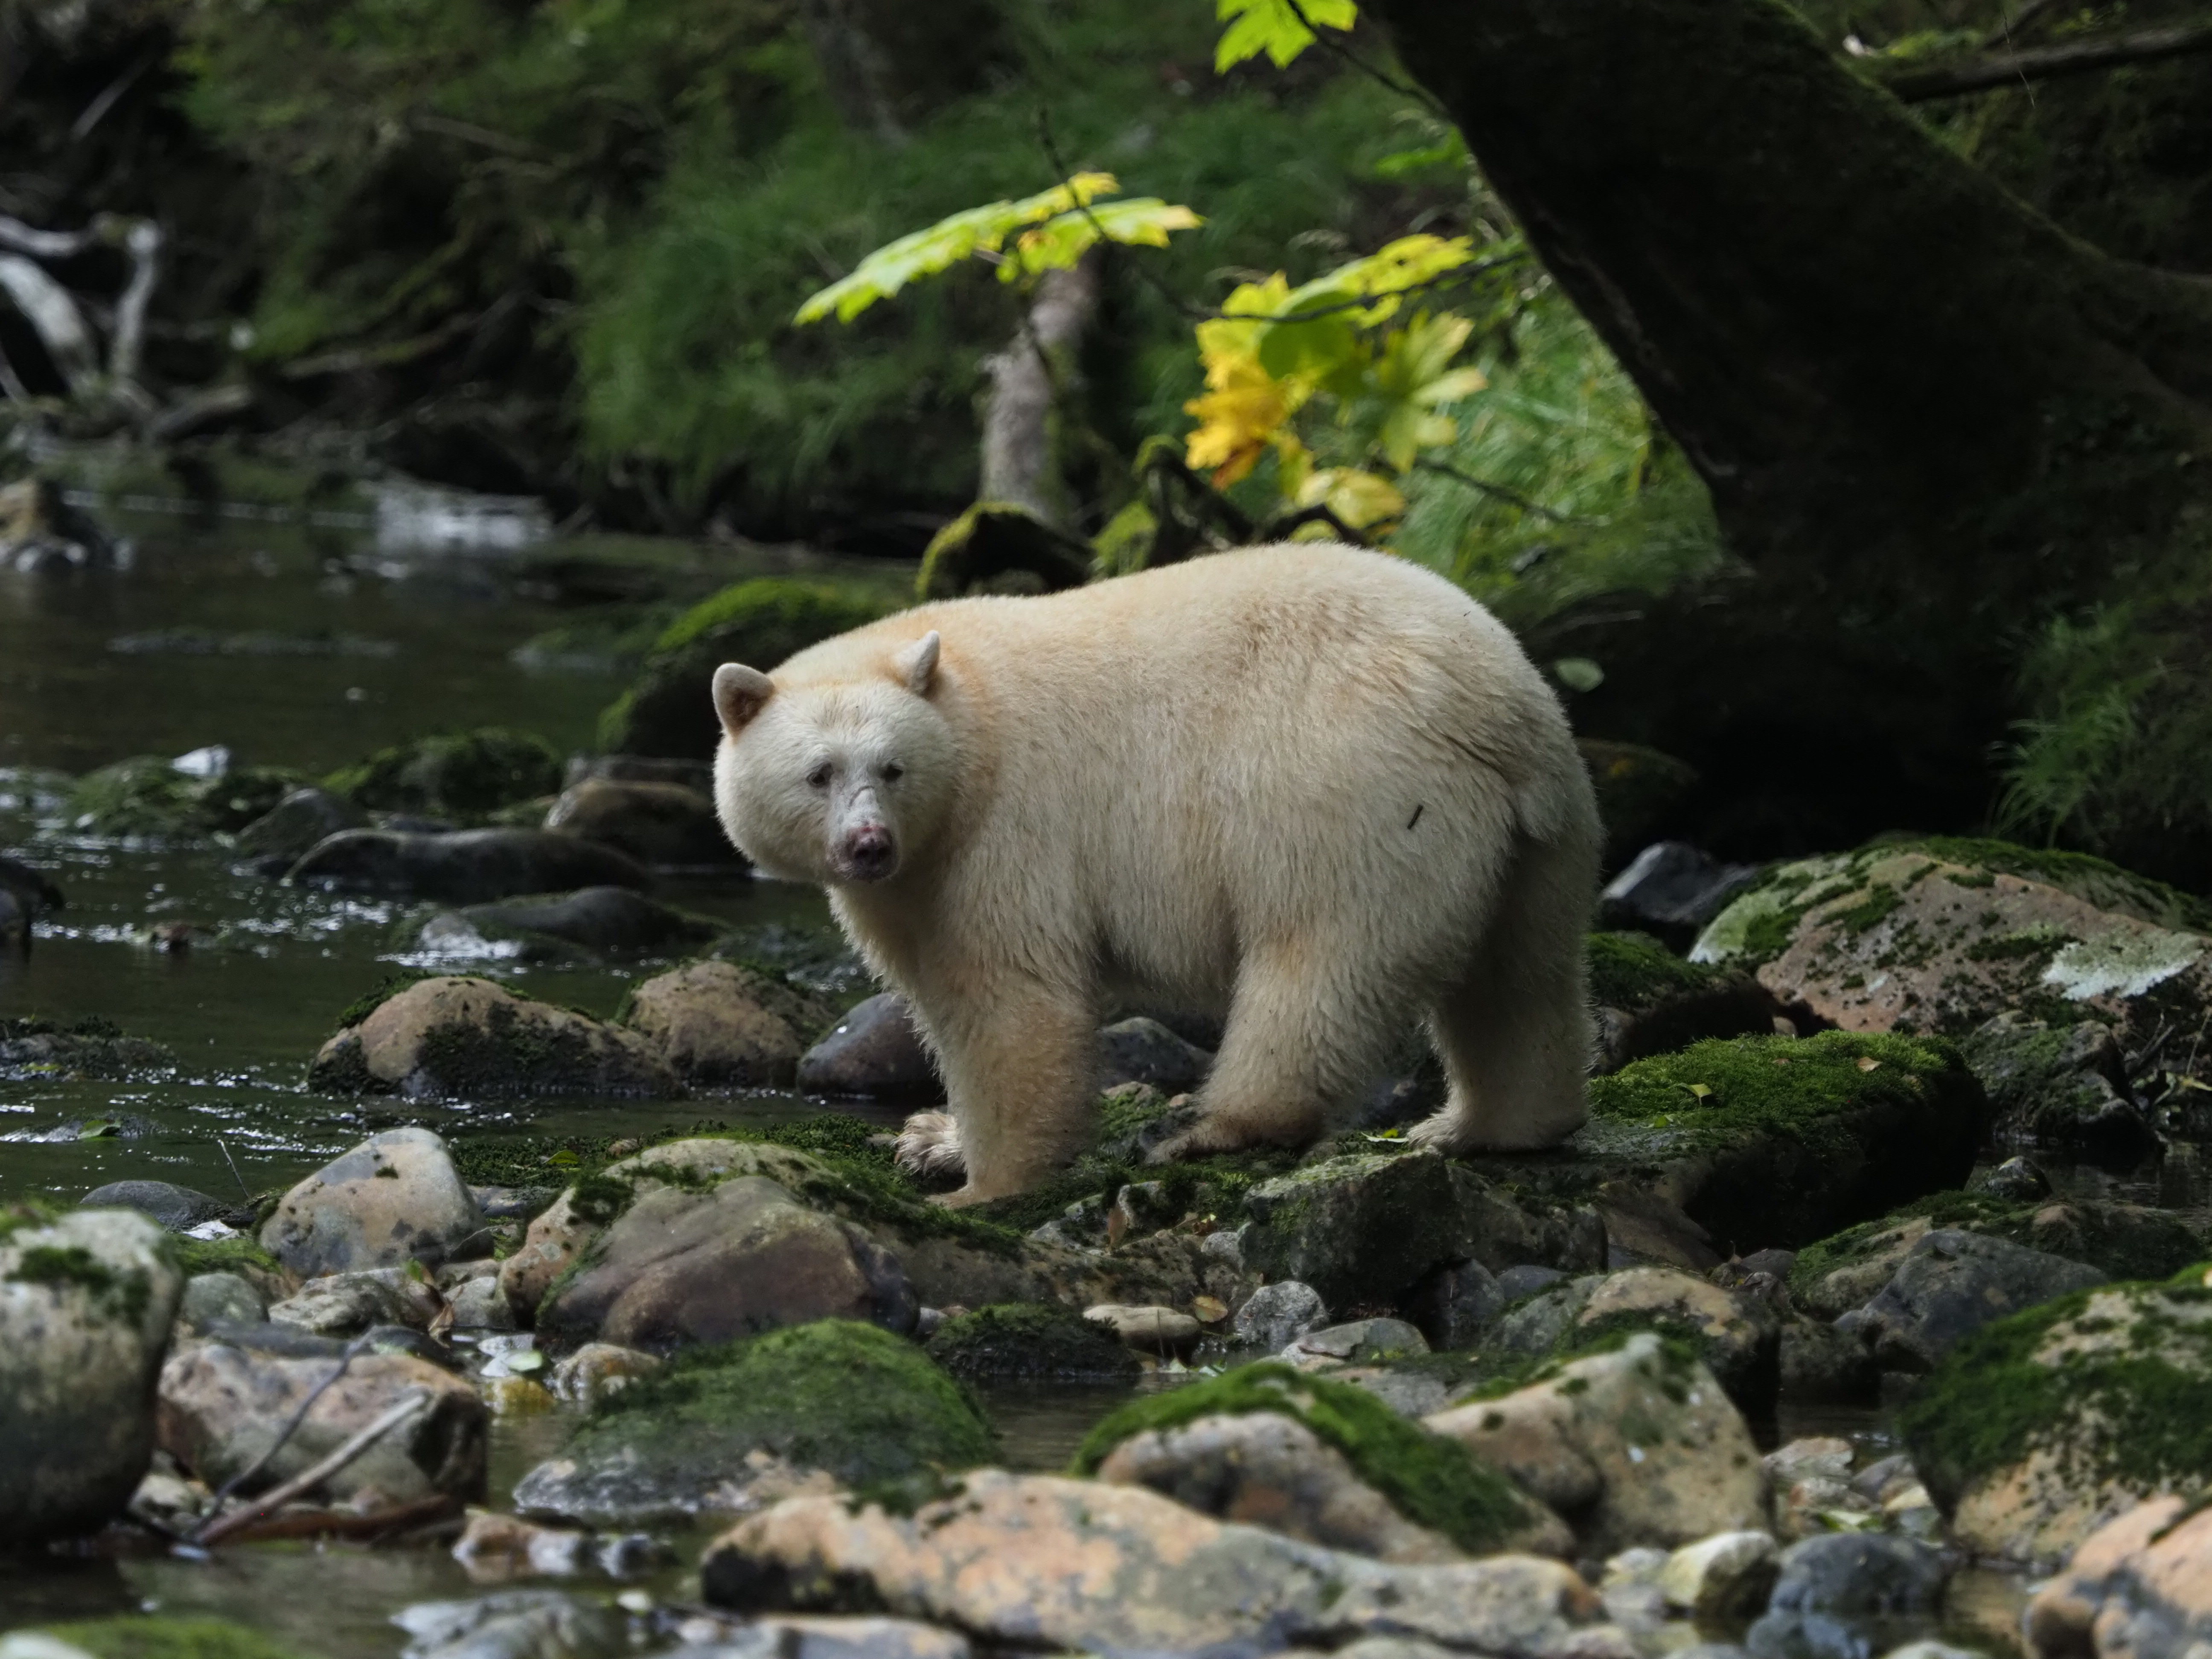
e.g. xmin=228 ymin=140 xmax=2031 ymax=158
xmin=1410 ymin=838 xmax=1594 ymax=1154
xmin=926 ymin=977 xmax=1096 ymax=1205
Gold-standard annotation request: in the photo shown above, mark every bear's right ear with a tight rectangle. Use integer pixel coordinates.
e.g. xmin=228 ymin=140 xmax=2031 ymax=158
xmin=712 ymin=663 xmax=774 ymax=734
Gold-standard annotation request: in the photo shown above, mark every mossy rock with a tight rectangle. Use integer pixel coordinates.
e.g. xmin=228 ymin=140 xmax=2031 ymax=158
xmin=515 ymin=1319 xmax=995 ymax=1523
xmin=0 ymin=1015 xmax=175 ymax=1082
xmin=1586 ymin=930 xmax=1779 ymax=1071
xmin=1789 ymin=1191 xmax=2203 ymax=1320
xmin=323 ymin=728 xmax=563 ymax=821
xmin=925 ymin=1302 xmax=1139 ymax=1382
xmin=172 ymin=1231 xmax=284 ymax=1282
xmin=65 ymin=759 xmax=308 ymax=840
xmin=916 ymin=501 xmax=1094 ymax=600
xmin=1588 ymin=931 xmax=1723 ymax=1012
xmin=9 ymin=1617 xmax=307 ymax=1659
xmin=1580 ymin=1029 xmax=1986 ymax=1254
xmin=1072 ymin=1361 xmax=1545 ymax=1556
xmin=596 ymin=579 xmax=891 ymax=760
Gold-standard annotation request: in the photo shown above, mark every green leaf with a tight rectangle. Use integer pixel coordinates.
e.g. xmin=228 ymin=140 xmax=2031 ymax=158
xmin=1003 ymin=198 xmax=1205 ymax=282
xmin=1555 ymin=657 xmax=1606 ymax=693
xmin=1214 ymin=0 xmax=1359 ymax=71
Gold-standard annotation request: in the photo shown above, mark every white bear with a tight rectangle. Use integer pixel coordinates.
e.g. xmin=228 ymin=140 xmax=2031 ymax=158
xmin=710 ymin=542 xmax=1601 ymax=1203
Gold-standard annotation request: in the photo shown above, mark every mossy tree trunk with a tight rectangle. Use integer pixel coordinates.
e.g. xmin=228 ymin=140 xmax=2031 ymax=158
xmin=1370 ymin=0 xmax=2212 ymax=876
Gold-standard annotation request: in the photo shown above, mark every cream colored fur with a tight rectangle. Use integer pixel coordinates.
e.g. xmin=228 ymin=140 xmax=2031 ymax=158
xmin=712 ymin=542 xmax=1601 ymax=1203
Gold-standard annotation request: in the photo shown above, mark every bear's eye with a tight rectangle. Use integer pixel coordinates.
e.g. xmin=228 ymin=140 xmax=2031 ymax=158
xmin=880 ymin=762 xmax=904 ymax=783
xmin=806 ymin=762 xmax=832 ymax=789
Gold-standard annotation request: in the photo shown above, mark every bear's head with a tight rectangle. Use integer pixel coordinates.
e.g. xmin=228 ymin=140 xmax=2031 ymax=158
xmin=709 ymin=630 xmax=956 ymax=887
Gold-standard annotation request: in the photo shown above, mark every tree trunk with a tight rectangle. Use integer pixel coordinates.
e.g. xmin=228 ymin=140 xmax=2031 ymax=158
xmin=1368 ymin=0 xmax=2212 ymax=873
xmin=978 ymin=257 xmax=1100 ymax=530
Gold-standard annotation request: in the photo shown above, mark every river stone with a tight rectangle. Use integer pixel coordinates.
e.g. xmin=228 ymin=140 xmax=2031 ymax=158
xmin=1658 ymin=1530 xmax=1780 ymax=1620
xmin=1549 ymin=1266 xmax=1782 ymax=1412
xmin=1095 ymin=1016 xmax=1212 ymax=1092
xmin=1426 ymin=1331 xmax=1768 ymax=1554
xmin=924 ymin=1303 xmax=1140 ymax=1382
xmin=1283 ymin=1317 xmax=1430 ymax=1366
xmin=1587 ymin=929 xmax=1783 ymax=1073
xmin=1242 ymin=1148 xmax=1605 ymax=1312
xmin=623 ymin=960 xmax=820 ymax=1086
xmin=327 ymin=727 xmax=563 ymax=820
xmin=179 ymin=1271 xmax=267 ymax=1334
xmin=391 ymin=1590 xmax=626 ymax=1659
xmin=288 ymin=827 xmax=651 ymax=903
xmin=1955 ymin=1012 xmax=2154 ymax=1164
xmin=1404 ymin=1257 xmax=1508 ymax=1351
xmin=2026 ymin=1495 xmax=2212 ymax=1659
xmin=700 ymin=1470 xmax=1599 ymax=1655
xmin=79 ymin=1179 xmax=235 ymax=1231
xmin=1853 ymin=1228 xmax=2109 ymax=1372
xmin=1236 ymin=1280 xmax=1329 ymax=1351
xmin=1901 ymin=1272 xmax=2212 ymax=1566
xmin=1084 ymin=1302 xmax=1203 ymax=1353
xmin=309 ymin=976 xmax=681 ymax=1099
xmin=234 ymin=785 xmax=368 ymax=863
xmin=260 ymin=1127 xmax=482 ymax=1276
xmin=534 ymin=1176 xmax=918 ymax=1352
xmin=796 ymin=992 xmax=940 ymax=1100
xmin=267 ymin=1266 xmax=446 ymax=1336
xmin=1601 ymin=843 xmax=1763 ymax=948
xmin=430 ymin=886 xmax=724 ymax=958
xmin=543 ymin=777 xmax=741 ymax=868
xmin=1746 ymin=1534 xmax=1947 ymax=1659
xmin=0 ymin=1206 xmax=184 ymax=1546
xmin=512 ymin=1320 xmax=993 ymax=1527
xmin=550 ymin=1343 xmax=663 ymax=1406
xmin=0 ymin=1020 xmax=176 ymax=1082
xmin=157 ymin=1337 xmax=486 ymax=1505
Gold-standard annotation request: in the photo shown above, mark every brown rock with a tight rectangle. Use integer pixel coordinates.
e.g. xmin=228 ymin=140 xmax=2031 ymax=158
xmin=259 ymin=1126 xmax=483 ymax=1278
xmin=624 ymin=960 xmax=812 ymax=1086
xmin=2025 ymin=1495 xmax=2212 ymax=1659
xmin=544 ymin=777 xmax=741 ymax=867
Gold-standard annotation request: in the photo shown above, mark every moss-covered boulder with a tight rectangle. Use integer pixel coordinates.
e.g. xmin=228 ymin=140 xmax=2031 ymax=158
xmin=323 ymin=728 xmax=563 ymax=821
xmin=2 ymin=1617 xmax=308 ymax=1659
xmin=65 ymin=757 xmax=307 ymax=841
xmin=1487 ymin=1266 xmax=1781 ymax=1413
xmin=1898 ymin=1270 xmax=2212 ymax=1567
xmin=1789 ymin=1193 xmax=2204 ymax=1321
xmin=926 ymin=1302 xmax=1139 ymax=1382
xmin=309 ymin=975 xmax=681 ymax=1100
xmin=1955 ymin=1012 xmax=2155 ymax=1164
xmin=1077 ymin=1362 xmax=1567 ymax=1560
xmin=1587 ymin=930 xmax=1781 ymax=1073
xmin=1578 ymin=1029 xmax=1985 ymax=1255
xmin=597 ymin=579 xmax=891 ymax=760
xmin=0 ymin=1016 xmax=174 ymax=1083
xmin=510 ymin=1319 xmax=995 ymax=1526
xmin=622 ymin=959 xmax=835 ymax=1086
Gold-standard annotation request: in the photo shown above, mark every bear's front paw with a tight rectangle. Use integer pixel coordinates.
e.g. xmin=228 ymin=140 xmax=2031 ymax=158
xmin=894 ymin=1110 xmax=966 ymax=1180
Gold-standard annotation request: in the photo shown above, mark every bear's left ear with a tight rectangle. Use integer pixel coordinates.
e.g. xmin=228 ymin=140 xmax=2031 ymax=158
xmin=894 ymin=631 xmax=940 ymax=697
xmin=713 ymin=662 xmax=774 ymax=733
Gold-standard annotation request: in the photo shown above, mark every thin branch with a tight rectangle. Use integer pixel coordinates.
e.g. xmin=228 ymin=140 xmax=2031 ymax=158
xmin=1262 ymin=502 xmax=1373 ymax=545
xmin=1278 ymin=0 xmax=1449 ymax=117
xmin=195 ymin=1390 xmax=431 ymax=1548
xmin=1883 ymin=20 xmax=2212 ymax=100
xmin=201 ymin=1333 xmax=372 ymax=1514
xmin=1413 ymin=457 xmax=1581 ymax=521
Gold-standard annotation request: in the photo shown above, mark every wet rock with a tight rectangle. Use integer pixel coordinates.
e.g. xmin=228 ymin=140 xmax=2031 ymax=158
xmin=1095 ymin=1016 xmax=1213 ymax=1092
xmin=543 ymin=777 xmax=741 ymax=868
xmin=268 ymin=1266 xmax=445 ymax=1336
xmin=1971 ymin=1155 xmax=2052 ymax=1201
xmin=1097 ymin=1410 xmax=1569 ymax=1563
xmin=327 ymin=728 xmax=564 ymax=822
xmin=1404 ymin=1257 xmax=1507 ymax=1350
xmin=289 ymin=827 xmax=651 ymax=904
xmin=566 ymin=754 xmax=713 ymax=792
xmin=674 ymin=1617 xmax=975 ymax=1659
xmin=1084 ymin=1302 xmax=1203 ymax=1354
xmin=1236 ymin=1279 xmax=1329 ymax=1352
xmin=79 ymin=1179 xmax=237 ymax=1231
xmin=0 ymin=1205 xmax=185 ymax=1546
xmin=0 ymin=1016 xmax=175 ymax=1081
xmin=1659 ymin=1530 xmax=1780 ymax=1620
xmin=1588 ymin=930 xmax=1782 ymax=1072
xmin=0 ymin=852 xmax=64 ymax=916
xmin=534 ymin=1174 xmax=917 ymax=1352
xmin=234 ymin=786 xmax=368 ymax=864
xmin=1746 ymin=1535 xmax=1947 ymax=1659
xmin=796 ymin=992 xmax=940 ymax=1101
xmin=446 ymin=1273 xmax=514 ymax=1332
xmin=924 ymin=1303 xmax=1139 ymax=1382
xmin=66 ymin=754 xmax=307 ymax=841
xmin=1956 ymin=1013 xmax=2154 ymax=1164
xmin=179 ymin=1271 xmax=268 ymax=1334
xmin=157 ymin=1339 xmax=487 ymax=1506
xmin=1854 ymin=1228 xmax=2108 ymax=1372
xmin=512 ymin=1321 xmax=993 ymax=1528
xmin=1242 ymin=1148 xmax=1605 ymax=1312
xmin=549 ymin=1343 xmax=661 ymax=1406
xmin=423 ymin=886 xmax=724 ymax=960
xmin=624 ymin=960 xmax=833 ymax=1086
xmin=1427 ymin=1331 xmax=1768 ymax=1554
xmin=1778 ymin=1317 xmax=1879 ymax=1402
xmin=1901 ymin=1271 xmax=2212 ymax=1565
xmin=261 ymin=1126 xmax=485 ymax=1276
xmin=391 ymin=1590 xmax=626 ymax=1659
xmin=2026 ymin=1495 xmax=2212 ymax=1659
xmin=702 ymin=1468 xmax=1598 ymax=1653
xmin=1283 ymin=1318 xmax=1431 ymax=1366
xmin=1572 ymin=1267 xmax=1780 ymax=1412
xmin=1601 ymin=844 xmax=1763 ymax=950
xmin=309 ymin=977 xmax=681 ymax=1099
xmin=1498 ymin=1264 xmax=1569 ymax=1300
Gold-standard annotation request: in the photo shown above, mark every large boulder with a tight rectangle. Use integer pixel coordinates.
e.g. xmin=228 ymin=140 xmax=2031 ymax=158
xmin=1899 ymin=1272 xmax=2212 ymax=1566
xmin=542 ymin=778 xmax=742 ymax=868
xmin=309 ymin=977 xmax=681 ymax=1099
xmin=323 ymin=728 xmax=563 ymax=821
xmin=0 ymin=1205 xmax=184 ymax=1545
xmin=533 ymin=1175 xmax=918 ymax=1352
xmin=158 ymin=1339 xmax=486 ymax=1505
xmin=1426 ymin=1331 xmax=1769 ymax=1554
xmin=699 ymin=1470 xmax=1600 ymax=1656
xmin=233 ymin=785 xmax=368 ymax=864
xmin=259 ymin=1126 xmax=483 ymax=1277
xmin=1849 ymin=1228 xmax=2109 ymax=1373
xmin=623 ymin=960 xmax=833 ymax=1086
xmin=597 ymin=579 xmax=891 ymax=759
xmin=511 ymin=1320 xmax=994 ymax=1527
xmin=796 ymin=992 xmax=940 ymax=1100
xmin=1600 ymin=842 xmax=1762 ymax=950
xmin=287 ymin=828 xmax=651 ymax=904
xmin=1955 ymin=1012 xmax=2156 ymax=1163
xmin=1075 ymin=1362 xmax=1572 ymax=1561
xmin=2027 ymin=1496 xmax=2212 ymax=1659
xmin=79 ymin=1180 xmax=238 ymax=1232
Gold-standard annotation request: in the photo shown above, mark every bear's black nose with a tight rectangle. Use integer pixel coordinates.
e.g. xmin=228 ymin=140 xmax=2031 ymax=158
xmin=840 ymin=825 xmax=896 ymax=881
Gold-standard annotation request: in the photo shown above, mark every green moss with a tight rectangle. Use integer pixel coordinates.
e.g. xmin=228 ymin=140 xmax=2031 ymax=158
xmin=1448 ymin=1327 xmax=1703 ymax=1405
xmin=64 ymin=759 xmax=310 ymax=841
xmin=173 ymin=1234 xmax=282 ymax=1280
xmin=9 ymin=1243 xmax=152 ymax=1324
xmin=1586 ymin=930 xmax=1721 ymax=1011
xmin=324 ymin=728 xmax=562 ymax=821
xmin=582 ymin=1319 xmax=994 ymax=1502
xmin=925 ymin=1303 xmax=1140 ymax=1382
xmin=1071 ymin=1362 xmax=1542 ymax=1554
xmin=331 ymin=970 xmax=437 ymax=1032
xmin=1831 ymin=883 xmax=1903 ymax=935
xmin=23 ymin=1617 xmax=308 ymax=1659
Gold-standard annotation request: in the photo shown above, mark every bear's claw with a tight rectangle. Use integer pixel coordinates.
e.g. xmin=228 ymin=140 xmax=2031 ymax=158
xmin=894 ymin=1110 xmax=966 ymax=1179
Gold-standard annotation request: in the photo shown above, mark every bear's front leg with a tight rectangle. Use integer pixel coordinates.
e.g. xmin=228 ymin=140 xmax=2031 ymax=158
xmin=923 ymin=975 xmax=1097 ymax=1205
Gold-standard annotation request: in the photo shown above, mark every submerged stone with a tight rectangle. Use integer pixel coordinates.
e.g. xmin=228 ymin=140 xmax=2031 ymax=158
xmin=288 ymin=827 xmax=651 ymax=904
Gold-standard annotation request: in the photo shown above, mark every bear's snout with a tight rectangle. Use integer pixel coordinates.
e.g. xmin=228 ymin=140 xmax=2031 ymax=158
xmin=835 ymin=822 xmax=898 ymax=882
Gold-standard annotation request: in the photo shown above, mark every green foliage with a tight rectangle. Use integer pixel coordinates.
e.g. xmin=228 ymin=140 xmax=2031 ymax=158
xmin=1071 ymin=1360 xmax=1543 ymax=1553
xmin=1214 ymin=0 xmax=1358 ymax=71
